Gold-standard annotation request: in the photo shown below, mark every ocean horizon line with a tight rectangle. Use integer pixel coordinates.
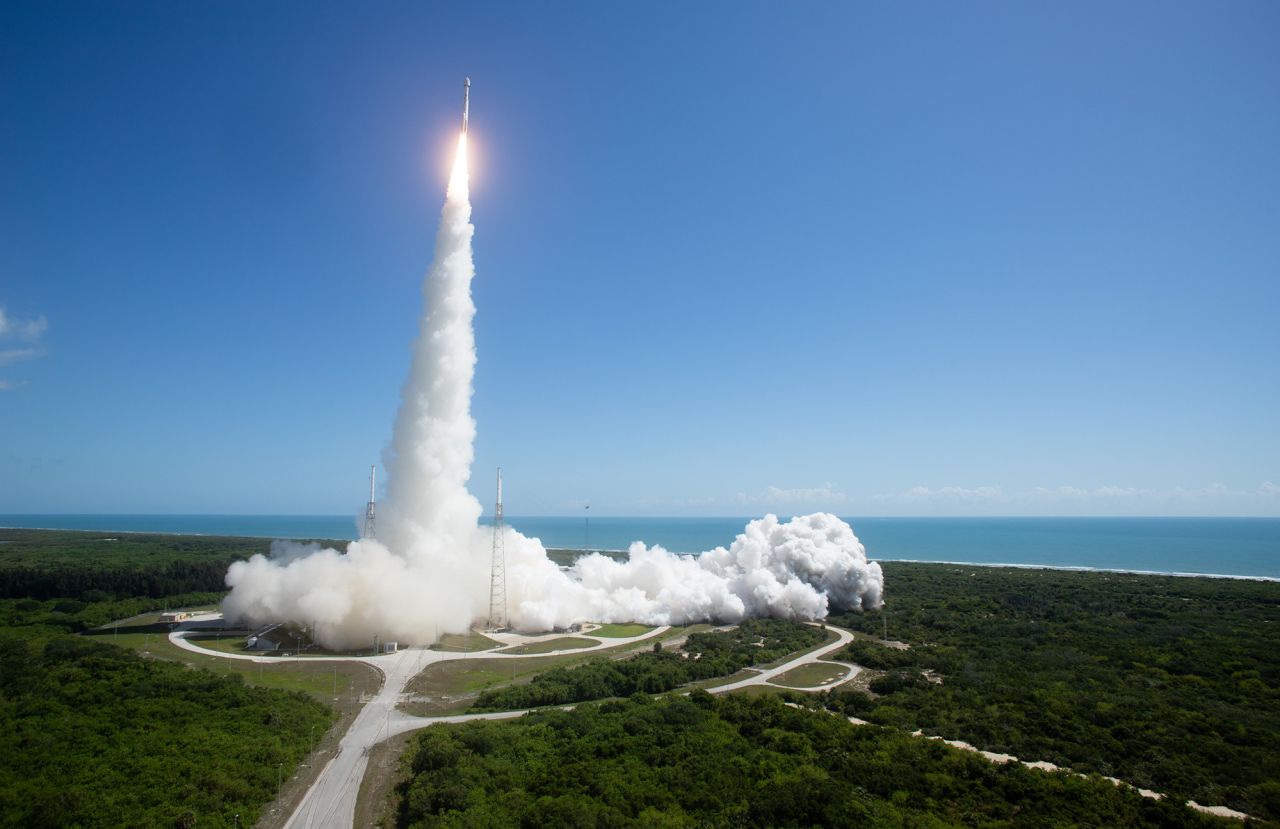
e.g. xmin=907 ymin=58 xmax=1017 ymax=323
xmin=2 ymin=513 xmax=1277 ymax=580
xmin=4 ymin=512 xmax=1280 ymax=521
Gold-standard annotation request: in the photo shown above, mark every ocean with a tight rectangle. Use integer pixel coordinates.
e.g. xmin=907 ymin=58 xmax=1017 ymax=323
xmin=1 ymin=514 xmax=1276 ymax=579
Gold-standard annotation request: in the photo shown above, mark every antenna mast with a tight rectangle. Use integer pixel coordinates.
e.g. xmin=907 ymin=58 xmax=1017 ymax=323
xmin=362 ymin=465 xmax=377 ymax=539
xmin=487 ymin=468 xmax=507 ymax=631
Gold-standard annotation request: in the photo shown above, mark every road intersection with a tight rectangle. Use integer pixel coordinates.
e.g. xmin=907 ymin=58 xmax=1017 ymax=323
xmin=168 ymin=619 xmax=859 ymax=829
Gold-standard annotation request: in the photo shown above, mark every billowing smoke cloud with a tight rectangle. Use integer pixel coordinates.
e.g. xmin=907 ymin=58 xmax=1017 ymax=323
xmin=222 ymin=132 xmax=883 ymax=649
xmin=504 ymin=512 xmax=882 ymax=632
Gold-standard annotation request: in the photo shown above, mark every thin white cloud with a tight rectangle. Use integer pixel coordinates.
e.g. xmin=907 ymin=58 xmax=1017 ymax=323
xmin=903 ymin=485 xmax=1003 ymax=502
xmin=0 ymin=305 xmax=47 ymax=390
xmin=0 ymin=347 xmax=43 ymax=366
xmin=0 ymin=307 xmax=47 ymax=341
xmin=882 ymin=482 xmax=1280 ymax=514
xmin=737 ymin=483 xmax=849 ymax=506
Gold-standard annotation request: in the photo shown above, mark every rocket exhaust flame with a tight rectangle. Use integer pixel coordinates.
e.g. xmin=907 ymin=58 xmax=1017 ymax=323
xmin=221 ymin=82 xmax=883 ymax=649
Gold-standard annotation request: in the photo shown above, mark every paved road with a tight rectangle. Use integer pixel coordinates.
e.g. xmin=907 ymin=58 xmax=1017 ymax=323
xmin=169 ymin=620 xmax=858 ymax=829
xmin=168 ymin=621 xmax=668 ymax=829
xmin=169 ymin=619 xmax=860 ymax=829
xmin=707 ymin=623 xmax=856 ymax=694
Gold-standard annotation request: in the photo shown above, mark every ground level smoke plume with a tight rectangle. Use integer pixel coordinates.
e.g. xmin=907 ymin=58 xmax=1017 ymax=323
xmin=223 ymin=119 xmax=884 ymax=649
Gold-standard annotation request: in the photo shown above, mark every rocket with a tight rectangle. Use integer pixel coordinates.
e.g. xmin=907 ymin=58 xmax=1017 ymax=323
xmin=462 ymin=77 xmax=470 ymax=134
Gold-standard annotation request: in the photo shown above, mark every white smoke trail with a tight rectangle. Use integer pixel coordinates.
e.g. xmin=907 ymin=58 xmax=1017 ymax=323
xmin=222 ymin=131 xmax=883 ymax=649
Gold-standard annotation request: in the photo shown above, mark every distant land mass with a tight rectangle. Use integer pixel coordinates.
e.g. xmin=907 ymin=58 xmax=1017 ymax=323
xmin=0 ymin=515 xmax=1276 ymax=579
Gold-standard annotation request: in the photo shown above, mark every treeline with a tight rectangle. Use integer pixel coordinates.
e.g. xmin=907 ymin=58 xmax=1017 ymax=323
xmin=0 ymin=528 xmax=276 ymax=600
xmin=398 ymin=692 xmax=1222 ymax=828
xmin=471 ymin=619 xmax=825 ymax=711
xmin=0 ymin=559 xmax=240 ymax=601
xmin=827 ymin=562 xmax=1280 ymax=822
xmin=0 ymin=634 xmax=331 ymax=828
xmin=1 ymin=592 xmax=225 ymax=640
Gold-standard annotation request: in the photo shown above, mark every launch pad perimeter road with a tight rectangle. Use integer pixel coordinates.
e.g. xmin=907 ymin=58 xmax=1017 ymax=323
xmin=166 ymin=618 xmax=857 ymax=829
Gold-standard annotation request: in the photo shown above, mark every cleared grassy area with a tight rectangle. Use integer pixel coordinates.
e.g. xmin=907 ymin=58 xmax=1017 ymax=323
xmin=771 ymin=661 xmax=851 ymax=689
xmin=723 ymin=684 xmax=787 ymax=700
xmin=93 ymin=630 xmax=380 ymax=703
xmin=400 ymin=626 xmax=690 ymax=716
xmin=186 ymin=632 xmax=250 ymax=653
xmin=688 ymin=668 xmax=760 ymax=690
xmin=591 ymin=623 xmax=654 ymax=638
xmin=497 ymin=636 xmax=598 ymax=655
xmin=430 ymin=630 xmax=500 ymax=652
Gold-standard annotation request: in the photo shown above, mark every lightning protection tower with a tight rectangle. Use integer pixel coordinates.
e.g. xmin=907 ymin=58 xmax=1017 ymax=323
xmin=487 ymin=468 xmax=507 ymax=631
xmin=362 ymin=465 xmax=377 ymax=540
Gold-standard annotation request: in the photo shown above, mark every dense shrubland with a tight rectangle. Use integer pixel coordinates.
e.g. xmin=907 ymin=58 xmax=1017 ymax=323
xmin=0 ymin=635 xmax=331 ymax=828
xmin=0 ymin=529 xmax=335 ymax=828
xmin=826 ymin=563 xmax=1280 ymax=821
xmin=0 ymin=528 xmax=272 ymax=599
xmin=398 ymin=692 xmax=1224 ymax=827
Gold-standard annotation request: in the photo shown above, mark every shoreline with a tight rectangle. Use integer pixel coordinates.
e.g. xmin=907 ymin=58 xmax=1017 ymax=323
xmin=876 ymin=557 xmax=1280 ymax=583
xmin=3 ymin=522 xmax=1276 ymax=582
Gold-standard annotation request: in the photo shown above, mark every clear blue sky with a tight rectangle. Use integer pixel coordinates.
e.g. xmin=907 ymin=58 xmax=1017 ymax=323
xmin=2 ymin=1 xmax=1277 ymax=517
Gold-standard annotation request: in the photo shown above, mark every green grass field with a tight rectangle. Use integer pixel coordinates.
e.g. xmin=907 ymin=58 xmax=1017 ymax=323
xmin=93 ymin=629 xmax=380 ymax=702
xmin=771 ymin=661 xmax=852 ymax=688
xmin=429 ymin=630 xmax=500 ymax=652
xmin=186 ymin=632 xmax=250 ymax=654
xmin=591 ymin=623 xmax=654 ymax=638
xmin=400 ymin=627 xmax=690 ymax=716
xmin=496 ymin=636 xmax=598 ymax=655
xmin=688 ymin=668 xmax=760 ymax=690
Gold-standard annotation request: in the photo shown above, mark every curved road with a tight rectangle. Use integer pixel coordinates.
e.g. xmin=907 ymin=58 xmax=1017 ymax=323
xmin=173 ymin=617 xmax=1252 ymax=826
xmin=169 ymin=622 xmax=676 ymax=829
xmin=169 ymin=620 xmax=857 ymax=829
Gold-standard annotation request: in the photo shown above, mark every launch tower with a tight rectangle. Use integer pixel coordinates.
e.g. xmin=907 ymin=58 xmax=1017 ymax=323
xmin=487 ymin=468 xmax=507 ymax=631
xmin=362 ymin=465 xmax=377 ymax=539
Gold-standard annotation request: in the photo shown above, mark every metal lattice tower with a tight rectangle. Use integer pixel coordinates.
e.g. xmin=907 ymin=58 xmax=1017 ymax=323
xmin=362 ymin=465 xmax=377 ymax=540
xmin=487 ymin=468 xmax=507 ymax=631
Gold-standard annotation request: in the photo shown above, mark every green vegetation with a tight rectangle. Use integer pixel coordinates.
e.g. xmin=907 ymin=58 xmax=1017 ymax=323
xmin=401 ymin=626 xmax=713 ymax=717
xmin=771 ymin=661 xmax=851 ymax=688
xmin=187 ymin=632 xmax=252 ymax=653
xmin=0 ymin=528 xmax=281 ymax=600
xmin=591 ymin=623 xmax=654 ymax=638
xmin=471 ymin=619 xmax=825 ymax=711
xmin=497 ymin=636 xmax=597 ymax=655
xmin=0 ymin=635 xmax=331 ymax=828
xmin=97 ymin=627 xmax=380 ymax=702
xmin=544 ymin=548 xmax=626 ymax=567
xmin=429 ymin=631 xmax=500 ymax=652
xmin=826 ymin=563 xmax=1280 ymax=821
xmin=395 ymin=692 xmax=1223 ymax=828
xmin=0 ymin=528 xmax=372 ymax=828
xmin=1 ymin=592 xmax=225 ymax=640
